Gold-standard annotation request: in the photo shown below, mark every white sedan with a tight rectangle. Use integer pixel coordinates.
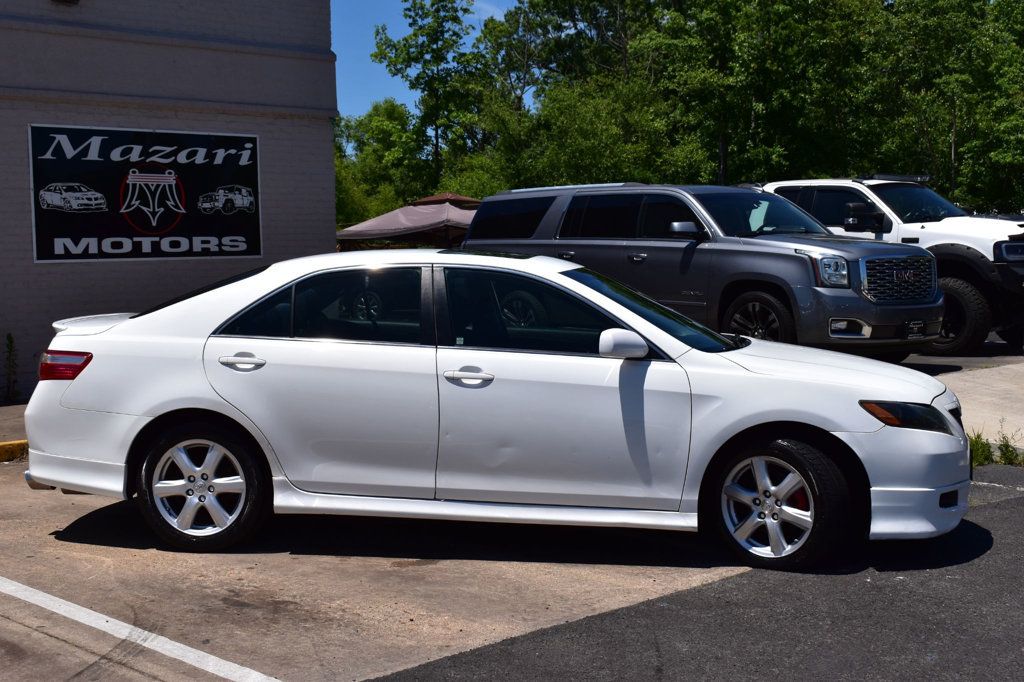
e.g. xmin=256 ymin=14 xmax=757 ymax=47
xmin=24 ymin=250 xmax=970 ymax=569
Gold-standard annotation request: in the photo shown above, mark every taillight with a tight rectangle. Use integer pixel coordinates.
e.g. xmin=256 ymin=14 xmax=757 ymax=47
xmin=39 ymin=350 xmax=93 ymax=381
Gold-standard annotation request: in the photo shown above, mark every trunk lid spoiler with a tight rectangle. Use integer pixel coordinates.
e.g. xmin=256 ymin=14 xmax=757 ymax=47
xmin=52 ymin=313 xmax=134 ymax=335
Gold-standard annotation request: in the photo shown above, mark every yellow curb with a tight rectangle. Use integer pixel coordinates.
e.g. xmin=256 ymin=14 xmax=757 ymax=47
xmin=0 ymin=440 xmax=28 ymax=463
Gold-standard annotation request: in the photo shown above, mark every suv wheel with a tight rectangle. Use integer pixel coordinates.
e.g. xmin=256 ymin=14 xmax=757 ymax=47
xmin=723 ymin=291 xmax=796 ymax=343
xmin=926 ymin=277 xmax=992 ymax=356
xmin=136 ymin=422 xmax=269 ymax=551
xmin=708 ymin=438 xmax=851 ymax=570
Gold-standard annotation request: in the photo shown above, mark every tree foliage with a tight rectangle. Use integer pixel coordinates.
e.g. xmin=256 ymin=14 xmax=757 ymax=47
xmin=337 ymin=0 xmax=1024 ymax=226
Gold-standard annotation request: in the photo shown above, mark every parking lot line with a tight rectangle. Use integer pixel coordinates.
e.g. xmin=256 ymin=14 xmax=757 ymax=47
xmin=0 ymin=575 xmax=275 ymax=682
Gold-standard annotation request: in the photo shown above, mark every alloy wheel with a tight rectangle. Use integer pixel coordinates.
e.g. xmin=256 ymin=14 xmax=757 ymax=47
xmin=721 ymin=455 xmax=814 ymax=559
xmin=728 ymin=302 xmax=780 ymax=340
xmin=500 ymin=292 xmax=539 ymax=327
xmin=151 ymin=439 xmax=246 ymax=536
xmin=353 ymin=291 xmax=383 ymax=320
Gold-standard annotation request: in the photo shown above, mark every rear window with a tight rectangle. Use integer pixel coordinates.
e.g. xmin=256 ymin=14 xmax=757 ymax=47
xmin=469 ymin=197 xmax=555 ymax=239
xmin=773 ymin=187 xmax=802 ymax=203
xmin=560 ymin=194 xmax=642 ymax=239
xmin=130 ymin=266 xmax=269 ymax=318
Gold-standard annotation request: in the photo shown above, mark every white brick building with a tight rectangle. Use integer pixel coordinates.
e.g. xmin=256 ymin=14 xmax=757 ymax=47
xmin=0 ymin=0 xmax=337 ymax=395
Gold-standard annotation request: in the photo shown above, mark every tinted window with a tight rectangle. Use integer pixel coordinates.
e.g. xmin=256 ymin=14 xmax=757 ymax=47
xmin=639 ymin=194 xmax=701 ymax=238
xmin=564 ymin=269 xmax=737 ymax=353
xmin=870 ymin=183 xmax=967 ymax=222
xmin=773 ymin=187 xmax=802 ymax=203
xmin=293 ymin=268 xmax=423 ymax=344
xmin=810 ymin=188 xmax=870 ymax=226
xmin=470 ymin=197 xmax=555 ymax=239
xmin=444 ymin=268 xmax=619 ymax=355
xmin=219 ymin=288 xmax=292 ymax=337
xmin=560 ymin=194 xmax=642 ymax=239
xmin=693 ymin=192 xmax=830 ymax=237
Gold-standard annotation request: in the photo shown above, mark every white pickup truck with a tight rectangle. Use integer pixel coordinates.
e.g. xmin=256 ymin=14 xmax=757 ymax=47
xmin=764 ymin=176 xmax=1024 ymax=355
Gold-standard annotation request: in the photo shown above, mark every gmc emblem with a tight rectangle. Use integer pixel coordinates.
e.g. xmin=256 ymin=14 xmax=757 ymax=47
xmin=892 ymin=269 xmax=915 ymax=283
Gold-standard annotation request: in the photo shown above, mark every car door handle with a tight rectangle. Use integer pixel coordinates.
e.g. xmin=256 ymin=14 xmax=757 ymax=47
xmin=219 ymin=354 xmax=266 ymax=370
xmin=627 ymin=252 xmax=648 ymax=263
xmin=557 ymin=251 xmax=575 ymax=260
xmin=443 ymin=370 xmax=494 ymax=383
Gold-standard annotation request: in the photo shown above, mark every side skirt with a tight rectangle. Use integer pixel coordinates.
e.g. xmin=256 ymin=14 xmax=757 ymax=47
xmin=272 ymin=478 xmax=699 ymax=531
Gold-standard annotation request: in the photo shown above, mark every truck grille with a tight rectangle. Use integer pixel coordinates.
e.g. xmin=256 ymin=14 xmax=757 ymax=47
xmin=862 ymin=256 xmax=936 ymax=304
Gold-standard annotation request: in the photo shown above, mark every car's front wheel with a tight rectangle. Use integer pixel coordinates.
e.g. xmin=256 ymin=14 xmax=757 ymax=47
xmin=723 ymin=291 xmax=796 ymax=343
xmin=136 ymin=422 xmax=269 ymax=551
xmin=709 ymin=438 xmax=852 ymax=570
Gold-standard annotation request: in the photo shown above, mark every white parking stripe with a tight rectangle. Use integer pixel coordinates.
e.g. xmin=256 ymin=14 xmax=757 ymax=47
xmin=0 ymin=575 xmax=276 ymax=682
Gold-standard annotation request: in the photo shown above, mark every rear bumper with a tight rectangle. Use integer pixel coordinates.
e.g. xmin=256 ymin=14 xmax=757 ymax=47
xmin=26 ymin=449 xmax=126 ymax=497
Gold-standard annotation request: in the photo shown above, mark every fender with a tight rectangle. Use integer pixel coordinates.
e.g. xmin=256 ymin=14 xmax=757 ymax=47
xmin=712 ymin=271 xmax=802 ymax=327
xmin=927 ymin=243 xmax=1000 ymax=285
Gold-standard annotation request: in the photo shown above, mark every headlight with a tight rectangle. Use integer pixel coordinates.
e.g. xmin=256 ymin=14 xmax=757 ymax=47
xmin=798 ymin=251 xmax=850 ymax=287
xmin=860 ymin=401 xmax=952 ymax=435
xmin=995 ymin=241 xmax=1024 ymax=262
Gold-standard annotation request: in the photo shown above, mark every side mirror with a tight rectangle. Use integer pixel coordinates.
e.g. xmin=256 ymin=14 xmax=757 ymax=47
xmin=844 ymin=203 xmax=884 ymax=232
xmin=599 ymin=328 xmax=649 ymax=359
xmin=669 ymin=221 xmax=701 ymax=237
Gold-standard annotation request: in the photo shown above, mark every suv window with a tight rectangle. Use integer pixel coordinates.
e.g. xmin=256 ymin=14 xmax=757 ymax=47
xmin=293 ymin=268 xmax=423 ymax=343
xmin=443 ymin=268 xmax=619 ymax=355
xmin=693 ymin=192 xmax=830 ymax=236
xmin=810 ymin=188 xmax=870 ymax=226
xmin=773 ymin=187 xmax=802 ymax=203
xmin=560 ymin=194 xmax=642 ymax=239
xmin=470 ymin=197 xmax=555 ymax=239
xmin=639 ymin=194 xmax=701 ymax=238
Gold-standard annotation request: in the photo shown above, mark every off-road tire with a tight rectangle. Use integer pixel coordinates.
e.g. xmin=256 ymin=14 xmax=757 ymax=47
xmin=926 ymin=277 xmax=992 ymax=356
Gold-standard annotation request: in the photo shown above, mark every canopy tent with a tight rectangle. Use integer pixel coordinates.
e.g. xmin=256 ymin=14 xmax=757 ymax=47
xmin=336 ymin=202 xmax=476 ymax=246
xmin=410 ymin=192 xmax=481 ymax=209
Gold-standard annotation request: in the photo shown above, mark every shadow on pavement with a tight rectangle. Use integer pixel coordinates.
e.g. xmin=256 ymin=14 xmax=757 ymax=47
xmin=53 ymin=500 xmax=991 ymax=573
xmin=905 ymin=336 xmax=1023 ymax=376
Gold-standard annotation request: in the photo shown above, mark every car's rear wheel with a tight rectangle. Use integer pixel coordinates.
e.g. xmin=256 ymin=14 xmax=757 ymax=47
xmin=709 ymin=438 xmax=851 ymax=570
xmin=723 ymin=291 xmax=796 ymax=343
xmin=223 ymin=199 xmax=236 ymax=215
xmin=137 ymin=422 xmax=268 ymax=551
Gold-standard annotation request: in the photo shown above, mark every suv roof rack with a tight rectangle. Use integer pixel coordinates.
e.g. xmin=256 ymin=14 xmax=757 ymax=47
xmin=859 ymin=174 xmax=931 ymax=184
xmin=501 ymin=182 xmax=646 ymax=194
xmin=734 ymin=182 xmax=763 ymax=190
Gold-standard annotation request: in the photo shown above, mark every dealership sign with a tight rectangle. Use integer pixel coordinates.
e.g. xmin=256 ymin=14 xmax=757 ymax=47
xmin=30 ymin=125 xmax=261 ymax=261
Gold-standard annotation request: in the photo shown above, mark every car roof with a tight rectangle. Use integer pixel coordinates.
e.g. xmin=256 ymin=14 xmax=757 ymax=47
xmin=264 ymin=249 xmax=579 ymax=280
xmin=764 ymin=179 xmax=918 ymax=188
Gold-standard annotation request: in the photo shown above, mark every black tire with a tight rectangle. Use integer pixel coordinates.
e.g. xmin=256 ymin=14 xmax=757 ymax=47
xmin=926 ymin=277 xmax=992 ymax=356
xmin=136 ymin=421 xmax=269 ymax=551
xmin=722 ymin=291 xmax=797 ymax=343
xmin=704 ymin=437 xmax=851 ymax=570
xmin=223 ymin=199 xmax=236 ymax=215
xmin=996 ymin=325 xmax=1023 ymax=350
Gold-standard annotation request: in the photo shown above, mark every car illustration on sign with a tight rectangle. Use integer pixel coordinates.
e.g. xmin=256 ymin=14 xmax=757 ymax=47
xmin=198 ymin=185 xmax=256 ymax=215
xmin=38 ymin=183 xmax=107 ymax=212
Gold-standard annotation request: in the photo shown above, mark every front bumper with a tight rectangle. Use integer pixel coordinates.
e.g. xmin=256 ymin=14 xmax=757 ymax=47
xmin=794 ymin=285 xmax=944 ymax=349
xmin=994 ymin=263 xmax=1024 ymax=325
xmin=834 ymin=392 xmax=970 ymax=539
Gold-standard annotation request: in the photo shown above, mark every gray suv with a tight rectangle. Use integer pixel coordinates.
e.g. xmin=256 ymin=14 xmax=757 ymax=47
xmin=462 ymin=183 xmax=944 ymax=358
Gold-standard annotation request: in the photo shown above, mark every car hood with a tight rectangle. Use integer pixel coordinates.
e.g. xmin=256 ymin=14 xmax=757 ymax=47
xmin=723 ymin=338 xmax=946 ymax=401
xmin=915 ymin=216 xmax=1024 ymax=241
xmin=739 ymin=233 xmax=929 ymax=259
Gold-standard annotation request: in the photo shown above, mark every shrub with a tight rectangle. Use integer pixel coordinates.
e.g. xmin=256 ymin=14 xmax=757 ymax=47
xmin=996 ymin=419 xmax=1022 ymax=466
xmin=969 ymin=430 xmax=995 ymax=467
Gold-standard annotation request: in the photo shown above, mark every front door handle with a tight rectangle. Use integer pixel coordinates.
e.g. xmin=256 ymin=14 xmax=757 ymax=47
xmin=443 ymin=370 xmax=494 ymax=383
xmin=627 ymin=252 xmax=648 ymax=263
xmin=557 ymin=251 xmax=576 ymax=260
xmin=219 ymin=354 xmax=266 ymax=371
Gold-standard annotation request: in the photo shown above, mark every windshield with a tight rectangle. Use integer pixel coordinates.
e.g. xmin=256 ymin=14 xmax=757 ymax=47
xmin=564 ymin=269 xmax=738 ymax=353
xmin=693 ymin=192 xmax=830 ymax=237
xmin=870 ymin=183 xmax=967 ymax=222
xmin=63 ymin=184 xmax=90 ymax=192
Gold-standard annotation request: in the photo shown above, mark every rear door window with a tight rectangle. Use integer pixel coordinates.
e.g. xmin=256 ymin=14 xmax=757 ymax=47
xmin=469 ymin=197 xmax=555 ymax=239
xmin=773 ymin=186 xmax=802 ymax=203
xmin=560 ymin=194 xmax=642 ymax=239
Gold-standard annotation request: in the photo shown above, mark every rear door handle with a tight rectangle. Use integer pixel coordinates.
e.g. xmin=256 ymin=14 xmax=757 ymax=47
xmin=443 ymin=370 xmax=494 ymax=383
xmin=219 ymin=354 xmax=266 ymax=371
xmin=557 ymin=251 xmax=575 ymax=260
xmin=627 ymin=252 xmax=648 ymax=263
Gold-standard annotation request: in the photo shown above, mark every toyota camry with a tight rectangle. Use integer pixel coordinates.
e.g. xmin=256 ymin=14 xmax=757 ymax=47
xmin=24 ymin=250 xmax=970 ymax=569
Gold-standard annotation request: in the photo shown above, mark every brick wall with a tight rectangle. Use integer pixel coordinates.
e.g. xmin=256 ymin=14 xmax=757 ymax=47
xmin=0 ymin=1 xmax=337 ymax=396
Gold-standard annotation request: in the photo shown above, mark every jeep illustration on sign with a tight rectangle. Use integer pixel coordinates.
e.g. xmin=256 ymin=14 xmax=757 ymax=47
xmin=30 ymin=125 xmax=261 ymax=261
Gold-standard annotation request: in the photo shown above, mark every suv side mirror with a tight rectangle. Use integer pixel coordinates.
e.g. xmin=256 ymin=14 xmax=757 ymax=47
xmin=669 ymin=221 xmax=701 ymax=238
xmin=599 ymin=328 xmax=649 ymax=359
xmin=844 ymin=203 xmax=884 ymax=232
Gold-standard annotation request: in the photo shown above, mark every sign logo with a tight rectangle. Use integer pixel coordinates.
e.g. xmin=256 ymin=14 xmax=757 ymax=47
xmin=30 ymin=125 xmax=261 ymax=261
xmin=119 ymin=168 xmax=187 ymax=231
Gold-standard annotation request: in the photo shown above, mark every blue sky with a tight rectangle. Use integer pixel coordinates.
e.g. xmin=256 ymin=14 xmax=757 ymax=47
xmin=331 ymin=0 xmax=515 ymax=118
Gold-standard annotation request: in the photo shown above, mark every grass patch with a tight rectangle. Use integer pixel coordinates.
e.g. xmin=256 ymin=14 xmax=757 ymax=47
xmin=970 ymin=419 xmax=1023 ymax=467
